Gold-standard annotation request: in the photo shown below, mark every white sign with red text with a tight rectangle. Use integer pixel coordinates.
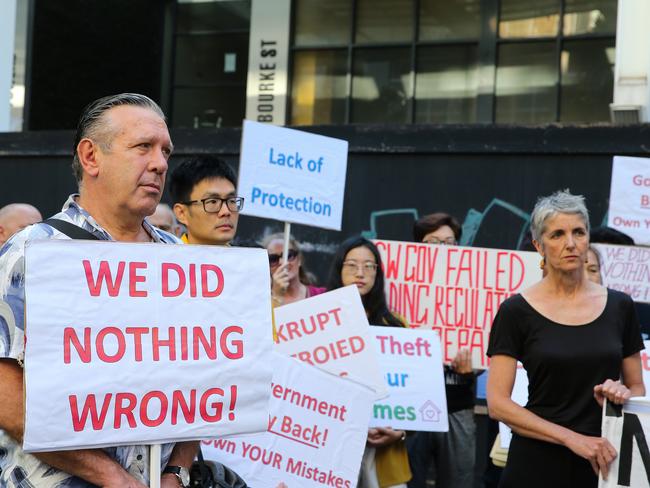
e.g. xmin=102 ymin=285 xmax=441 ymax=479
xmin=369 ymin=326 xmax=448 ymax=431
xmin=592 ymin=243 xmax=650 ymax=303
xmin=23 ymin=240 xmax=274 ymax=452
xmin=375 ymin=240 xmax=542 ymax=369
xmin=608 ymin=156 xmax=650 ymax=245
xmin=203 ymin=353 xmax=374 ymax=488
xmin=274 ymin=286 xmax=387 ymax=396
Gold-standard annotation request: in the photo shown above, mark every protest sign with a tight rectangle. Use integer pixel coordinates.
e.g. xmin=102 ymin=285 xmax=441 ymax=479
xmin=608 ymin=156 xmax=650 ymax=245
xmin=274 ymin=286 xmax=387 ymax=396
xmin=368 ymin=326 xmax=448 ymax=431
xmin=600 ymin=398 xmax=650 ymax=487
xmin=375 ymin=240 xmax=542 ymax=368
xmin=592 ymin=243 xmax=650 ymax=303
xmin=238 ymin=120 xmax=348 ymax=230
xmin=203 ymin=353 xmax=375 ymax=488
xmin=23 ymin=240 xmax=274 ymax=452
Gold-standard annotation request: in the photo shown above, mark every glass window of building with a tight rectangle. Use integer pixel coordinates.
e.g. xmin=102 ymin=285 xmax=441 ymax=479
xmin=415 ymin=46 xmax=478 ymax=123
xmin=168 ymin=0 xmax=618 ymax=126
xmin=171 ymin=0 xmax=250 ymax=128
xmin=494 ymin=0 xmax=617 ymax=123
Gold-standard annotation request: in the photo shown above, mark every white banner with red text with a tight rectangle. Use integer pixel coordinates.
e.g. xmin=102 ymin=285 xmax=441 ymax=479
xmin=375 ymin=240 xmax=542 ymax=369
xmin=607 ymin=156 xmax=650 ymax=245
xmin=274 ymin=285 xmax=387 ymax=396
xmin=369 ymin=326 xmax=448 ymax=431
xmin=592 ymin=243 xmax=650 ymax=303
xmin=23 ymin=240 xmax=274 ymax=451
xmin=203 ymin=353 xmax=375 ymax=488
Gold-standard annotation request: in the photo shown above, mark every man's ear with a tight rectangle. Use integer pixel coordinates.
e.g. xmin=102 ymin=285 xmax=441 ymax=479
xmin=173 ymin=203 xmax=189 ymax=227
xmin=0 ymin=224 xmax=7 ymax=243
xmin=76 ymin=139 xmax=101 ymax=178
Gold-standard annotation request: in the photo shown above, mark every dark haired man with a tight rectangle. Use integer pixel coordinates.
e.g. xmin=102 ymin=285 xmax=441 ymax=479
xmin=169 ymin=155 xmax=243 ymax=246
xmin=0 ymin=93 xmax=196 ymax=487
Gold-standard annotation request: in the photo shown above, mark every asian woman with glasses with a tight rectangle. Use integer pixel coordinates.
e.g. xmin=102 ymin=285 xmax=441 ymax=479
xmin=327 ymin=236 xmax=411 ymax=488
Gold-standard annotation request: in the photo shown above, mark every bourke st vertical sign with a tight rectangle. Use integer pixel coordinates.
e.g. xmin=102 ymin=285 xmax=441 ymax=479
xmin=375 ymin=240 xmax=542 ymax=368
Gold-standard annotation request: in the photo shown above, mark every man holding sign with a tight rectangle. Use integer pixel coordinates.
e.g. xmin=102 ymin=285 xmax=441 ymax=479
xmin=0 ymin=94 xmax=195 ymax=487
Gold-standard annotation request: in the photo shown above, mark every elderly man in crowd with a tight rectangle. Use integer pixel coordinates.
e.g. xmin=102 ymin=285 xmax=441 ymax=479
xmin=0 ymin=93 xmax=195 ymax=488
xmin=0 ymin=203 xmax=42 ymax=245
xmin=149 ymin=202 xmax=181 ymax=236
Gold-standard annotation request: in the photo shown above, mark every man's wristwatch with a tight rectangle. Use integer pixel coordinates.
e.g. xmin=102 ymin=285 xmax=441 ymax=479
xmin=162 ymin=465 xmax=190 ymax=488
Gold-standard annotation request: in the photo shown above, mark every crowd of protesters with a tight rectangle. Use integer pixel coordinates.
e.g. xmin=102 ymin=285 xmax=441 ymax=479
xmin=0 ymin=92 xmax=645 ymax=488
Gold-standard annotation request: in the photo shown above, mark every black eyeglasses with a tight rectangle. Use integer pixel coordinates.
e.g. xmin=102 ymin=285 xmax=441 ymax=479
xmin=268 ymin=249 xmax=298 ymax=266
xmin=182 ymin=196 xmax=244 ymax=213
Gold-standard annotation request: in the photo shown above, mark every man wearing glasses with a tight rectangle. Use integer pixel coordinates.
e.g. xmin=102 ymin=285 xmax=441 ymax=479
xmin=169 ymin=156 xmax=244 ymax=246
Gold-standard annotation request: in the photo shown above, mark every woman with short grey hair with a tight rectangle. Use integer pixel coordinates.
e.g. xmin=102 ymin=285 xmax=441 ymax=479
xmin=486 ymin=189 xmax=644 ymax=487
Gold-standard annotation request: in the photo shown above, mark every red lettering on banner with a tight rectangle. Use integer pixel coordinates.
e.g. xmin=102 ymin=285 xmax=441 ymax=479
xmin=129 ymin=262 xmax=148 ymax=297
xmin=276 ymin=415 xmax=329 ymax=447
xmin=69 ymin=393 xmax=112 ymax=432
xmin=64 ymin=327 xmax=91 ymax=364
xmin=68 ymin=386 xmax=238 ymax=430
xmin=388 ymin=282 xmax=430 ymax=325
xmin=193 ymin=326 xmax=216 ymax=360
xmin=509 ymin=253 xmax=525 ymax=290
xmin=62 ymin=326 xmax=244 ymax=363
xmin=495 ymin=252 xmax=507 ymax=291
xmin=114 ymin=392 xmax=137 ymax=428
xmin=241 ymin=441 xmax=283 ymax=469
xmin=83 ymin=260 xmax=125 ymax=297
xmin=153 ymin=327 xmax=176 ymax=361
xmin=201 ymin=264 xmax=224 ymax=297
xmin=405 ymin=244 xmax=436 ymax=282
xmin=124 ymin=327 xmax=148 ymax=361
xmin=171 ymin=389 xmax=196 ymax=424
xmin=455 ymin=250 xmax=472 ymax=287
xmin=140 ymin=390 xmax=168 ymax=427
xmin=291 ymin=336 xmax=364 ymax=365
xmin=275 ymin=308 xmax=343 ymax=343
xmin=376 ymin=241 xmax=401 ymax=279
xmin=162 ymin=263 xmax=185 ymax=297
xmin=96 ymin=327 xmax=126 ymax=363
xmin=161 ymin=262 xmax=225 ymax=298
xmin=200 ymin=387 xmax=225 ymax=422
xmin=433 ymin=327 xmax=486 ymax=366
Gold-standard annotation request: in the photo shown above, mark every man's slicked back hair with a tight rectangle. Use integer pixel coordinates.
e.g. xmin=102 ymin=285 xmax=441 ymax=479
xmin=72 ymin=93 xmax=165 ymax=183
xmin=169 ymin=155 xmax=238 ymax=204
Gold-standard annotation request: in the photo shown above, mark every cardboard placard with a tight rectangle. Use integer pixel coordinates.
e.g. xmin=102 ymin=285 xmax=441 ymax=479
xmin=274 ymin=286 xmax=387 ymax=396
xmin=203 ymin=354 xmax=375 ymax=488
xmin=23 ymin=240 xmax=274 ymax=452
xmin=369 ymin=326 xmax=448 ymax=432
xmin=375 ymin=240 xmax=542 ymax=369
xmin=607 ymin=156 xmax=650 ymax=245
xmin=592 ymin=243 xmax=650 ymax=303
xmin=238 ymin=120 xmax=348 ymax=230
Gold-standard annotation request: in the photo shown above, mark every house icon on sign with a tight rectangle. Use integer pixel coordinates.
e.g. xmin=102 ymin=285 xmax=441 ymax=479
xmin=419 ymin=401 xmax=442 ymax=422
